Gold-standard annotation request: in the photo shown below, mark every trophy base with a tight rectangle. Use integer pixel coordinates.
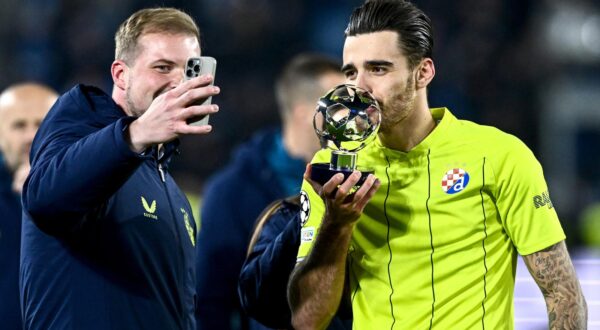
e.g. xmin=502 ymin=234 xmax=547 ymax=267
xmin=310 ymin=163 xmax=374 ymax=187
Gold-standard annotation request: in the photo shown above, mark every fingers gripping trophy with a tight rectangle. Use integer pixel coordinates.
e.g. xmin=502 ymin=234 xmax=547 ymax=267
xmin=311 ymin=84 xmax=381 ymax=186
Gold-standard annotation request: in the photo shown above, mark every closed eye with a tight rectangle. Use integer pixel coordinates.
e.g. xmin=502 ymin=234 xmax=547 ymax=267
xmin=154 ymin=65 xmax=172 ymax=73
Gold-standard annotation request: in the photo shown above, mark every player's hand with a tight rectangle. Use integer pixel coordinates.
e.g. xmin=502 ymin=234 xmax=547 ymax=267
xmin=304 ymin=164 xmax=380 ymax=227
xmin=127 ymin=74 xmax=220 ymax=152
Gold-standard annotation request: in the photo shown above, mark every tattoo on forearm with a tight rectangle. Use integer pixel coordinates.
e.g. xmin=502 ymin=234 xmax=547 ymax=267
xmin=523 ymin=241 xmax=588 ymax=329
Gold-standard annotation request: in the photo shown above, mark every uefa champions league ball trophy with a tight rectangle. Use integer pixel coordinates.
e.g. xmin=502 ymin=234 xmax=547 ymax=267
xmin=310 ymin=84 xmax=381 ymax=186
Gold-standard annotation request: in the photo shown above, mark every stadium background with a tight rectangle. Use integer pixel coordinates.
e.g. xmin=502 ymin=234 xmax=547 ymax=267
xmin=0 ymin=0 xmax=598 ymax=328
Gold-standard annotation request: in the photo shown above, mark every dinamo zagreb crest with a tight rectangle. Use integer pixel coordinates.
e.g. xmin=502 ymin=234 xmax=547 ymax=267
xmin=441 ymin=168 xmax=470 ymax=194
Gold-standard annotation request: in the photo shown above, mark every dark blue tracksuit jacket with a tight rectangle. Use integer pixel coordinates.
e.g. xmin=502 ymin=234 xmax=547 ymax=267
xmin=196 ymin=130 xmax=304 ymax=330
xmin=20 ymin=85 xmax=197 ymax=330
xmin=238 ymin=199 xmax=352 ymax=330
xmin=0 ymin=156 xmax=23 ymax=330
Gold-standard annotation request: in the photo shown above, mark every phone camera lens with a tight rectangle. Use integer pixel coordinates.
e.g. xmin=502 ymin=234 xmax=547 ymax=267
xmin=187 ymin=59 xmax=195 ymax=67
xmin=186 ymin=69 xmax=193 ymax=77
xmin=193 ymin=64 xmax=200 ymax=73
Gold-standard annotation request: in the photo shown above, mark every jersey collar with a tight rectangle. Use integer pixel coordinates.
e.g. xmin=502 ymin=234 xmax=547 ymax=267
xmin=374 ymin=107 xmax=454 ymax=158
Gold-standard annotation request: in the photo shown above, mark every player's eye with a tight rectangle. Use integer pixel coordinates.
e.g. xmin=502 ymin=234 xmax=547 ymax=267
xmin=154 ymin=65 xmax=171 ymax=73
xmin=371 ymin=66 xmax=387 ymax=74
xmin=344 ymin=70 xmax=357 ymax=80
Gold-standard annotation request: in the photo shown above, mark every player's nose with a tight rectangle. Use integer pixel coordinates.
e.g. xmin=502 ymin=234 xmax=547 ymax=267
xmin=355 ymin=72 xmax=373 ymax=94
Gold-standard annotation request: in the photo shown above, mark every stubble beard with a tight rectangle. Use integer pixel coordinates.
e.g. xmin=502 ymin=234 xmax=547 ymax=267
xmin=379 ymin=75 xmax=416 ymax=134
xmin=125 ymin=79 xmax=144 ymax=118
xmin=125 ymin=73 xmax=146 ymax=117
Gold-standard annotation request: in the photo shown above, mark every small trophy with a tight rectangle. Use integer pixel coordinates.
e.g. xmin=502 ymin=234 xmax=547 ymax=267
xmin=310 ymin=84 xmax=381 ymax=186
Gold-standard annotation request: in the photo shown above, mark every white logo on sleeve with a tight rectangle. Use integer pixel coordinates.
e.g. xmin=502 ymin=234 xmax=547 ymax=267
xmin=301 ymin=227 xmax=315 ymax=242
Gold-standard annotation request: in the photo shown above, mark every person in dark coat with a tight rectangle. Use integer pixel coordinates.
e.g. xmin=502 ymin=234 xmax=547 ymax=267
xmin=0 ymin=83 xmax=56 ymax=330
xmin=238 ymin=195 xmax=352 ymax=329
xmin=195 ymin=53 xmax=344 ymax=330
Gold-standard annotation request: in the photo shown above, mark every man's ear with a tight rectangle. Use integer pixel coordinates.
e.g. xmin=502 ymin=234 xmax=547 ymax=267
xmin=111 ymin=60 xmax=128 ymax=91
xmin=415 ymin=58 xmax=435 ymax=89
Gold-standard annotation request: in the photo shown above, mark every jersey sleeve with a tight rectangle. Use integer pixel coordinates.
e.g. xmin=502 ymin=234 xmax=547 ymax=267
xmin=296 ymin=150 xmax=330 ymax=262
xmin=492 ymin=136 xmax=565 ymax=255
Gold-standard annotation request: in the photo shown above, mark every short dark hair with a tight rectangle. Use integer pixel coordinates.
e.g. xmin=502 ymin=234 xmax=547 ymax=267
xmin=275 ymin=53 xmax=341 ymax=120
xmin=345 ymin=0 xmax=433 ymax=69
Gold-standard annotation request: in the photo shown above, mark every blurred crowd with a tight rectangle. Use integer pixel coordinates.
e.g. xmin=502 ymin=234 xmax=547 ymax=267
xmin=1 ymin=0 xmax=599 ymax=247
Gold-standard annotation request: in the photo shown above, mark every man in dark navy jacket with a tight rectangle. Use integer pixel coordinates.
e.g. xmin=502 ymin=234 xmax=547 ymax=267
xmin=20 ymin=8 xmax=219 ymax=330
xmin=0 ymin=83 xmax=56 ymax=330
xmin=195 ymin=54 xmax=343 ymax=330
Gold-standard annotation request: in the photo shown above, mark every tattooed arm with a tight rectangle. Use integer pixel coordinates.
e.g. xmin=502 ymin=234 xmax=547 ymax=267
xmin=522 ymin=241 xmax=588 ymax=329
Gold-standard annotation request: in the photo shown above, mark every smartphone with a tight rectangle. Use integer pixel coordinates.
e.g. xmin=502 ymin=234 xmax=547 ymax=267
xmin=185 ymin=56 xmax=217 ymax=126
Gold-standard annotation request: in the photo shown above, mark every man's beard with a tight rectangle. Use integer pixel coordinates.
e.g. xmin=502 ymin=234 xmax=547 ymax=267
xmin=379 ymin=75 xmax=416 ymax=134
xmin=124 ymin=76 xmax=165 ymax=118
xmin=125 ymin=80 xmax=145 ymax=118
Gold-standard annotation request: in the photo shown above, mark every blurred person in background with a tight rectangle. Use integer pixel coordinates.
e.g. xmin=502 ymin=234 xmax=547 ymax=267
xmin=289 ymin=1 xmax=587 ymax=329
xmin=195 ymin=53 xmax=344 ymax=330
xmin=19 ymin=7 xmax=219 ymax=329
xmin=0 ymin=82 xmax=57 ymax=330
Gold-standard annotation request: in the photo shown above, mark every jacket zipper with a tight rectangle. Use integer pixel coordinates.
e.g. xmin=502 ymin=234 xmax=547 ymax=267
xmin=158 ymin=163 xmax=166 ymax=182
xmin=156 ymin=158 xmax=187 ymax=324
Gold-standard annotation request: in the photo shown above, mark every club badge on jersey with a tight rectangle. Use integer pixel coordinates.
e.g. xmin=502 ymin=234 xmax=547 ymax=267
xmin=441 ymin=168 xmax=470 ymax=194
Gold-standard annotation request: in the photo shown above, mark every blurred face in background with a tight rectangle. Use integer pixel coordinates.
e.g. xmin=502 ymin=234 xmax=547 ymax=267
xmin=285 ymin=71 xmax=345 ymax=161
xmin=119 ymin=32 xmax=200 ymax=117
xmin=298 ymin=72 xmax=345 ymax=136
xmin=0 ymin=84 xmax=57 ymax=172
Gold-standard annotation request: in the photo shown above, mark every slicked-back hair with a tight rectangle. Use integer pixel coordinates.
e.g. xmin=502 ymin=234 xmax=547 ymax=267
xmin=115 ymin=7 xmax=200 ymax=64
xmin=345 ymin=0 xmax=433 ymax=69
xmin=275 ymin=53 xmax=341 ymax=121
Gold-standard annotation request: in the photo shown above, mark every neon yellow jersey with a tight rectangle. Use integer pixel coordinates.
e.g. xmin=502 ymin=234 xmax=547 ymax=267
xmin=298 ymin=108 xmax=565 ymax=329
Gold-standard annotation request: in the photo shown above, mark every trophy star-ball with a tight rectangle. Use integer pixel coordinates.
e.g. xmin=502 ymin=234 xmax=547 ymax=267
xmin=310 ymin=84 xmax=381 ymax=187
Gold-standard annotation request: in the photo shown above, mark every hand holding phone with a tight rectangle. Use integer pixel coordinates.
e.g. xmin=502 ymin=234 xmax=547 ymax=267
xmin=185 ymin=56 xmax=217 ymax=126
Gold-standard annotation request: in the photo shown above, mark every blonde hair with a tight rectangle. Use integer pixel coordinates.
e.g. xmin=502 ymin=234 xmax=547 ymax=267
xmin=115 ymin=7 xmax=200 ymax=64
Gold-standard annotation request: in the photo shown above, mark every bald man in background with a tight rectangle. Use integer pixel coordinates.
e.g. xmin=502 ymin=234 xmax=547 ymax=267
xmin=0 ymin=83 xmax=57 ymax=329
